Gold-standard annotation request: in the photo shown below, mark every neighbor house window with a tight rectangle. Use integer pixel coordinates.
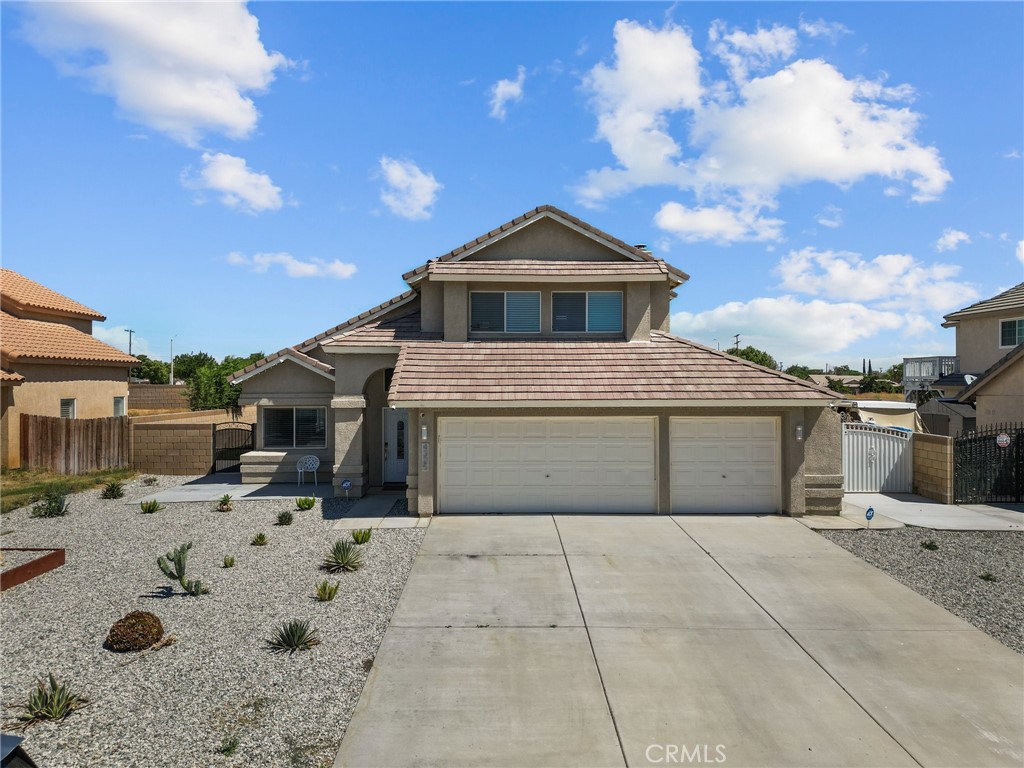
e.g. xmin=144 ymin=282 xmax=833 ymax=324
xmin=1000 ymin=318 xmax=1024 ymax=348
xmin=552 ymin=291 xmax=623 ymax=333
xmin=470 ymin=291 xmax=540 ymax=333
xmin=113 ymin=396 xmax=126 ymax=416
xmin=60 ymin=398 xmax=76 ymax=419
xmin=263 ymin=407 xmax=327 ymax=449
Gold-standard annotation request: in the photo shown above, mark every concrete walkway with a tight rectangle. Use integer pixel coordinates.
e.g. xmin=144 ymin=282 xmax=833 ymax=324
xmin=332 ymin=492 xmax=429 ymax=530
xmin=843 ymin=492 xmax=1024 ymax=530
xmin=135 ymin=473 xmax=332 ymax=503
xmin=335 ymin=515 xmax=1023 ymax=768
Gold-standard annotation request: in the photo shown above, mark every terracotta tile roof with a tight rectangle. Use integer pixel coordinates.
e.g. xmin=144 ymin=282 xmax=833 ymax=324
xmin=943 ymin=282 xmax=1024 ymax=325
xmin=325 ymin=312 xmax=441 ymax=347
xmin=0 ymin=311 xmax=138 ymax=365
xmin=230 ymin=346 xmax=334 ymax=383
xmin=388 ymin=331 xmax=839 ymax=404
xmin=0 ymin=367 xmax=25 ymax=383
xmin=423 ymin=260 xmax=674 ymax=280
xmin=401 ymin=205 xmax=690 ymax=284
xmin=1 ymin=268 xmax=106 ymax=320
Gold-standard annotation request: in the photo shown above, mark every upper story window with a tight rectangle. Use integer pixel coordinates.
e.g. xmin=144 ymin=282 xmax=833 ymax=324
xmin=113 ymin=396 xmax=126 ymax=417
xmin=264 ymin=407 xmax=327 ymax=449
xmin=60 ymin=398 xmax=76 ymax=419
xmin=470 ymin=291 xmax=540 ymax=333
xmin=552 ymin=291 xmax=623 ymax=333
xmin=1000 ymin=318 xmax=1024 ymax=348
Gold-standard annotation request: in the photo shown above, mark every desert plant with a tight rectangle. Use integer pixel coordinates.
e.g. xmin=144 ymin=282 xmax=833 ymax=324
xmin=218 ymin=734 xmax=240 ymax=756
xmin=276 ymin=510 xmax=293 ymax=526
xmin=157 ymin=542 xmax=209 ymax=596
xmin=104 ymin=611 xmax=164 ymax=652
xmin=296 ymin=496 xmax=316 ymax=511
xmin=351 ymin=528 xmax=372 ymax=545
xmin=322 ymin=540 xmax=363 ymax=572
xmin=14 ymin=674 xmax=88 ymax=726
xmin=216 ymin=494 xmax=233 ymax=512
xmin=979 ymin=572 xmax=998 ymax=582
xmin=920 ymin=540 xmax=939 ymax=551
xmin=267 ymin=619 xmax=320 ymax=654
xmin=140 ymin=499 xmax=164 ymax=514
xmin=100 ymin=480 xmax=125 ymax=499
xmin=31 ymin=483 xmax=71 ymax=518
xmin=142 ymin=476 xmax=159 ymax=486
xmin=223 ymin=555 xmax=236 ymax=568
xmin=251 ymin=532 xmax=268 ymax=546
xmin=314 ymin=579 xmax=340 ymax=602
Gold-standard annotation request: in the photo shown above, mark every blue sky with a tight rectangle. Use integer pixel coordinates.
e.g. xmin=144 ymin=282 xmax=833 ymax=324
xmin=3 ymin=2 xmax=1022 ymax=369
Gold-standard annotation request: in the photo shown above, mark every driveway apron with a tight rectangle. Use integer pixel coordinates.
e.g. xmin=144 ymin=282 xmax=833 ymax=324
xmin=335 ymin=515 xmax=1023 ymax=768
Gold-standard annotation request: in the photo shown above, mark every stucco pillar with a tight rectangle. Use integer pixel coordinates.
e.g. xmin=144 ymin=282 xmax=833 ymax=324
xmin=405 ymin=409 xmax=420 ymax=515
xmin=626 ymin=282 xmax=652 ymax=342
xmin=332 ymin=396 xmax=367 ymax=497
xmin=416 ymin=409 xmax=436 ymax=516
xmin=782 ymin=410 xmax=806 ymax=516
xmin=443 ymin=283 xmax=468 ymax=342
xmin=657 ymin=413 xmax=671 ymax=514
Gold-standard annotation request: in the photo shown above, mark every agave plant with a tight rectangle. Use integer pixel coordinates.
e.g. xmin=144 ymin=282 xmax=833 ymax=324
xmin=276 ymin=510 xmax=293 ymax=526
xmin=314 ymin=579 xmax=340 ymax=602
xmin=223 ymin=555 xmax=236 ymax=568
xmin=31 ymin=484 xmax=71 ymax=518
xmin=140 ymin=499 xmax=164 ymax=514
xmin=351 ymin=528 xmax=372 ymax=545
xmin=267 ymin=619 xmax=320 ymax=654
xmin=322 ymin=540 xmax=363 ymax=572
xmin=251 ymin=532 xmax=268 ymax=547
xmin=16 ymin=674 xmax=88 ymax=726
xmin=216 ymin=494 xmax=233 ymax=512
xmin=100 ymin=480 xmax=125 ymax=499
xmin=142 ymin=476 xmax=159 ymax=486
xmin=295 ymin=497 xmax=316 ymax=511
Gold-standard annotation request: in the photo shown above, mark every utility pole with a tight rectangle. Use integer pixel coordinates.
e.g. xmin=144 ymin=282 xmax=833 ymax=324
xmin=712 ymin=338 xmax=720 ymax=350
xmin=126 ymin=329 xmax=134 ymax=356
xmin=733 ymin=334 xmax=741 ymax=352
xmin=170 ymin=335 xmax=178 ymax=384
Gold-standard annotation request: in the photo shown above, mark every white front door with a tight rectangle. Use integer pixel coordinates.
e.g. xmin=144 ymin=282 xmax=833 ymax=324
xmin=383 ymin=408 xmax=409 ymax=484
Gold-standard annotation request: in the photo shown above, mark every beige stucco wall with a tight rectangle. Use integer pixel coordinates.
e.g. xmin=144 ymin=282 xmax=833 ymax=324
xmin=464 ymin=217 xmax=625 ymax=262
xmin=420 ymin=281 xmax=443 ymax=333
xmin=651 ymin=285 xmax=671 ymax=333
xmin=973 ymin=358 xmax=1024 ymax=428
xmin=913 ymin=433 xmax=954 ymax=504
xmin=955 ymin=310 xmax=1024 ymax=372
xmin=0 ymin=362 xmax=129 ymax=468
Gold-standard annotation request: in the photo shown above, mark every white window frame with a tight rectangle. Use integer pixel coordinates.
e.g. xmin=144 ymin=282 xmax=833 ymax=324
xmin=469 ymin=290 xmax=541 ymax=334
xmin=551 ymin=290 xmax=624 ymax=333
xmin=262 ymin=406 xmax=327 ymax=449
xmin=60 ymin=398 xmax=76 ymax=419
xmin=113 ymin=396 xmax=126 ymax=417
xmin=998 ymin=317 xmax=1024 ymax=349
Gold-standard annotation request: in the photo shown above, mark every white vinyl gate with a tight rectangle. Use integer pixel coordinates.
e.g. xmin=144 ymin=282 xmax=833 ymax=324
xmin=842 ymin=422 xmax=913 ymax=493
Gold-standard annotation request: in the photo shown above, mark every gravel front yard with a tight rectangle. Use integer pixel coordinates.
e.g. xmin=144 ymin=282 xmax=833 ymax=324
xmin=0 ymin=475 xmax=425 ymax=767
xmin=819 ymin=527 xmax=1024 ymax=654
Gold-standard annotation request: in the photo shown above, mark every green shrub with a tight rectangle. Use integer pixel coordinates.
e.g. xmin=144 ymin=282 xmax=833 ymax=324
xmin=140 ymin=499 xmax=164 ymax=514
xmin=979 ymin=572 xmax=997 ymax=582
xmin=218 ymin=735 xmax=240 ymax=756
xmin=100 ymin=480 xmax=125 ymax=499
xmin=296 ymin=497 xmax=316 ymax=511
xmin=351 ymin=528 xmax=372 ymax=545
xmin=314 ymin=580 xmax=340 ymax=602
xmin=276 ymin=511 xmax=293 ymax=526
xmin=223 ymin=555 xmax=236 ymax=568
xmin=104 ymin=611 xmax=163 ymax=652
xmin=142 ymin=476 xmax=159 ymax=486
xmin=251 ymin=532 xmax=268 ymax=546
xmin=31 ymin=483 xmax=71 ymax=518
xmin=15 ymin=674 xmax=88 ymax=726
xmin=157 ymin=542 xmax=209 ymax=596
xmin=216 ymin=494 xmax=232 ymax=512
xmin=322 ymin=540 xmax=363 ymax=572
xmin=267 ymin=619 xmax=320 ymax=654
xmin=920 ymin=540 xmax=939 ymax=551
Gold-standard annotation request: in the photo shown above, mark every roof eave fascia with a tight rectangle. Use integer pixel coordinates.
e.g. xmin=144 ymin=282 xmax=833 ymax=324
xmin=323 ymin=344 xmax=402 ymax=355
xmin=426 ymin=273 xmax=670 ymax=283
xmin=230 ymin=353 xmax=335 ymax=385
xmin=389 ymin=398 xmax=836 ymax=409
xmin=304 ymin=292 xmax=418 ymax=351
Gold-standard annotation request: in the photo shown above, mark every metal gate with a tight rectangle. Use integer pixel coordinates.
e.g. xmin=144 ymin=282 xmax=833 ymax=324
xmin=842 ymin=422 xmax=913 ymax=493
xmin=954 ymin=422 xmax=1023 ymax=503
xmin=212 ymin=422 xmax=255 ymax=473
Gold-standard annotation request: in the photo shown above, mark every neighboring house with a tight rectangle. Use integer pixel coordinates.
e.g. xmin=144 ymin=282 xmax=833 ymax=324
xmin=232 ymin=205 xmax=843 ymax=516
xmin=956 ymin=343 xmax=1024 ymax=429
xmin=0 ymin=268 xmax=138 ymax=467
xmin=918 ymin=398 xmax=977 ymax=437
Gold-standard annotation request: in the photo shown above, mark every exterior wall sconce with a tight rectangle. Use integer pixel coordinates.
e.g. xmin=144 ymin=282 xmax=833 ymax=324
xmin=794 ymin=424 xmax=804 ymax=442
xmin=421 ymin=423 xmax=429 ymax=441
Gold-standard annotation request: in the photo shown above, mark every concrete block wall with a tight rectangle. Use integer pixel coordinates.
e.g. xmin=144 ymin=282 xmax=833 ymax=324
xmin=131 ymin=423 xmax=214 ymax=475
xmin=913 ymin=433 xmax=954 ymax=504
xmin=128 ymin=383 xmax=190 ymax=412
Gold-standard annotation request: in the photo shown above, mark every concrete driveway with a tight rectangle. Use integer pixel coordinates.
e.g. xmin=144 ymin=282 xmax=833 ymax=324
xmin=334 ymin=515 xmax=1023 ymax=768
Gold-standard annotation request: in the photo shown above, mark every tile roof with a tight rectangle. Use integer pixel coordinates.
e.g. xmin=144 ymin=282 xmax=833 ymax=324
xmin=0 ymin=311 xmax=138 ymax=365
xmin=1 ymin=268 xmax=106 ymax=320
xmin=326 ymin=311 xmax=441 ymax=347
xmin=423 ymin=260 xmax=674 ymax=280
xmin=388 ymin=331 xmax=839 ymax=404
xmin=957 ymin=343 xmax=1024 ymax=402
xmin=943 ymin=282 xmax=1024 ymax=325
xmin=1 ymin=368 xmax=25 ymax=384
xmin=401 ymin=205 xmax=690 ymax=284
xmin=230 ymin=346 xmax=335 ymax=383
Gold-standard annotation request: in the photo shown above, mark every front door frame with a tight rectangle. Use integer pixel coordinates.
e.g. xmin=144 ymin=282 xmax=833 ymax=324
xmin=382 ymin=407 xmax=409 ymax=484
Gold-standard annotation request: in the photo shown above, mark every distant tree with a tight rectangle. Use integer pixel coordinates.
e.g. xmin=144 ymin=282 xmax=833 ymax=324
xmin=728 ymin=345 xmax=779 ymax=370
xmin=134 ymin=354 xmax=170 ymax=385
xmin=825 ymin=376 xmax=852 ymax=394
xmin=868 ymin=359 xmax=874 ymax=374
xmin=783 ymin=364 xmax=813 ymax=380
xmin=172 ymin=351 xmax=217 ymax=383
xmin=186 ymin=353 xmax=265 ymax=411
xmin=831 ymin=364 xmax=858 ymax=375
xmin=885 ymin=363 xmax=904 ymax=384
xmin=859 ymin=373 xmax=896 ymax=394
xmin=862 ymin=358 xmax=866 ymax=374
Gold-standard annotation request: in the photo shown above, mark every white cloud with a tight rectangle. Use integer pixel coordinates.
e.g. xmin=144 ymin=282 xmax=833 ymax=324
xmin=1017 ymin=240 xmax=1024 ymax=264
xmin=93 ymin=324 xmax=152 ymax=358
xmin=378 ymin=156 xmax=442 ymax=220
xmin=798 ymin=18 xmax=851 ymax=42
xmin=708 ymin=20 xmax=797 ymax=83
xmin=226 ymin=252 xmax=356 ymax=279
xmin=184 ymin=152 xmax=283 ymax=214
xmin=1003 ymin=149 xmax=1022 ymax=159
xmin=22 ymin=2 xmax=290 ymax=147
xmin=776 ymin=247 xmax=978 ymax=312
xmin=815 ymin=205 xmax=843 ymax=228
xmin=489 ymin=65 xmax=526 ymax=120
xmin=654 ymin=202 xmax=783 ymax=243
xmin=935 ymin=228 xmax=971 ymax=252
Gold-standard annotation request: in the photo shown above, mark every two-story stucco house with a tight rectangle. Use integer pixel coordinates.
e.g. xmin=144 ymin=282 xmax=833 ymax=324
xmin=232 ymin=206 xmax=843 ymax=516
xmin=0 ymin=268 xmax=139 ymax=467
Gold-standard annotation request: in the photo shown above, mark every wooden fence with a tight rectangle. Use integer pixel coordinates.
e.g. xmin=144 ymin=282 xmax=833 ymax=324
xmin=20 ymin=414 xmax=130 ymax=474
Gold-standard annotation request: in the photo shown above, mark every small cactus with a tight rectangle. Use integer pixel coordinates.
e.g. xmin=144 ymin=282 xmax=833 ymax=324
xmin=157 ymin=542 xmax=209 ymax=596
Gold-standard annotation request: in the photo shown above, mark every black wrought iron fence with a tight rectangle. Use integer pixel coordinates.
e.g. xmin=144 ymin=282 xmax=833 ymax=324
xmin=953 ymin=422 xmax=1023 ymax=504
xmin=213 ymin=422 xmax=255 ymax=473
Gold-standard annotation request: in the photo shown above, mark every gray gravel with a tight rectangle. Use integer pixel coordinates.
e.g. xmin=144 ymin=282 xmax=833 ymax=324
xmin=819 ymin=527 xmax=1024 ymax=654
xmin=0 ymin=475 xmax=425 ymax=767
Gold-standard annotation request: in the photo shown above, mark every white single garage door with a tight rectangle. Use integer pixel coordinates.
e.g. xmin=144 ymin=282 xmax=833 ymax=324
xmin=438 ymin=417 xmax=656 ymax=514
xmin=671 ymin=417 xmax=780 ymax=514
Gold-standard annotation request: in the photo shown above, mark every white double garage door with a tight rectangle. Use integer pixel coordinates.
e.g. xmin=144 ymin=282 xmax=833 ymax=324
xmin=438 ymin=416 xmax=780 ymax=514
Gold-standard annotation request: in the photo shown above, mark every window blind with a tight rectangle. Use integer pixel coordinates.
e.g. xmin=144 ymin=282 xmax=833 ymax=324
xmin=470 ymin=292 xmax=505 ymax=332
xmin=506 ymin=292 xmax=540 ymax=333
xmin=587 ymin=291 xmax=622 ymax=332
xmin=553 ymin=292 xmax=586 ymax=332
